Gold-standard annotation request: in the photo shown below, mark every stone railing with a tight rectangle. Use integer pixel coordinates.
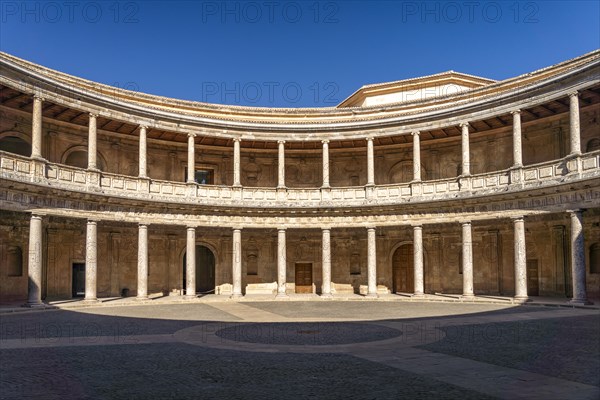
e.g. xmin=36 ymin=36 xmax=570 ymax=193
xmin=1 ymin=150 xmax=598 ymax=209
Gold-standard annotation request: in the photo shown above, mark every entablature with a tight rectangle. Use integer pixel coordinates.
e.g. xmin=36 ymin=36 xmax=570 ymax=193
xmin=1 ymin=50 xmax=599 ymax=142
xmin=1 ymin=150 xmax=598 ymax=217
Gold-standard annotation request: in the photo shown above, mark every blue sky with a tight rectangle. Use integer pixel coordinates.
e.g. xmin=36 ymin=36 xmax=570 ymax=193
xmin=1 ymin=1 xmax=599 ymax=107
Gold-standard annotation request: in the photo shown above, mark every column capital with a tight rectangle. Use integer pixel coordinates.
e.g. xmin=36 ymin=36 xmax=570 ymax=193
xmin=511 ymin=216 xmax=525 ymax=222
xmin=139 ymin=125 xmax=148 ymax=131
xmin=567 ymin=209 xmax=584 ymax=215
xmin=366 ymin=226 xmax=377 ymax=232
xmin=459 ymin=122 xmax=469 ymax=128
xmin=89 ymin=113 xmax=98 ymax=119
xmin=568 ymin=91 xmax=579 ymax=98
xmin=460 ymin=220 xmax=471 ymax=227
xmin=321 ymin=139 xmax=330 ymax=144
xmin=510 ymin=109 xmax=521 ymax=115
xmin=233 ymin=137 xmax=242 ymax=143
xmin=277 ymin=140 xmax=286 ymax=145
xmin=365 ymin=136 xmax=374 ymax=142
xmin=232 ymin=227 xmax=243 ymax=232
xmin=86 ymin=219 xmax=98 ymax=225
xmin=412 ymin=224 xmax=423 ymax=230
xmin=30 ymin=213 xmax=43 ymax=221
xmin=186 ymin=226 xmax=196 ymax=231
xmin=411 ymin=131 xmax=420 ymax=136
xmin=277 ymin=227 xmax=287 ymax=232
xmin=321 ymin=227 xmax=332 ymax=232
xmin=33 ymin=94 xmax=45 ymax=102
xmin=187 ymin=133 xmax=196 ymax=138
xmin=138 ymin=223 xmax=149 ymax=228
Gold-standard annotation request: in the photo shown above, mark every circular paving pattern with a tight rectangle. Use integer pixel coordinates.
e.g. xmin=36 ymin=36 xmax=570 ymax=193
xmin=215 ymin=322 xmax=402 ymax=345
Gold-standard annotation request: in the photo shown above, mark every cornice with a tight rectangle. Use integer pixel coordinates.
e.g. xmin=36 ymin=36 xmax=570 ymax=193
xmin=0 ymin=50 xmax=599 ymax=139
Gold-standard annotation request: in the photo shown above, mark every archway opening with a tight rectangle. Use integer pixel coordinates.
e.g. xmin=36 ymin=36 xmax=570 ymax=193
xmin=182 ymin=245 xmax=215 ymax=294
xmin=0 ymin=136 xmax=31 ymax=157
xmin=392 ymin=244 xmax=414 ymax=293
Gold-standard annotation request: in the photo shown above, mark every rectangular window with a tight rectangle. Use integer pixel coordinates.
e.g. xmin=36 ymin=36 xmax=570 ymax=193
xmin=185 ymin=168 xmax=214 ymax=184
xmin=195 ymin=170 xmax=214 ymax=185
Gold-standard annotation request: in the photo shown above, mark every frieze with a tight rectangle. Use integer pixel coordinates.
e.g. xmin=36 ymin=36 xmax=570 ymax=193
xmin=0 ymin=185 xmax=597 ymax=228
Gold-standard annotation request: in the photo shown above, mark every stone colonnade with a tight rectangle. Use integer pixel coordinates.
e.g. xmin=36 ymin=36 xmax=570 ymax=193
xmin=26 ymin=93 xmax=583 ymax=187
xmin=26 ymin=212 xmax=590 ymax=305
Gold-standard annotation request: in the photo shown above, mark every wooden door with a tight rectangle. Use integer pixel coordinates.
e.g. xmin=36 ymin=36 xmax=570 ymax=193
xmin=393 ymin=244 xmax=414 ymax=293
xmin=196 ymin=246 xmax=215 ymax=294
xmin=527 ymin=259 xmax=539 ymax=296
xmin=72 ymin=263 xmax=85 ymax=297
xmin=295 ymin=263 xmax=313 ymax=293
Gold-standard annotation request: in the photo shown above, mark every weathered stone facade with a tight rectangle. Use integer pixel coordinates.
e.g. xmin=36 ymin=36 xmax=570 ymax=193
xmin=0 ymin=51 xmax=599 ymax=304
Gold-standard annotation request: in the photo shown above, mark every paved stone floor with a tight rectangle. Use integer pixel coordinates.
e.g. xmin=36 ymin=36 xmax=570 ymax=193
xmin=0 ymin=301 xmax=598 ymax=399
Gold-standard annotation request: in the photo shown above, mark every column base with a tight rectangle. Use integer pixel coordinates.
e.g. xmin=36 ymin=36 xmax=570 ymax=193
xmin=460 ymin=294 xmax=475 ymax=300
xmin=30 ymin=156 xmax=47 ymax=163
xmin=412 ymin=293 xmax=425 ymax=298
xmin=24 ymin=301 xmax=45 ymax=308
xmin=230 ymin=293 xmax=243 ymax=299
xmin=135 ymin=296 xmax=149 ymax=301
xmin=365 ymin=293 xmax=379 ymax=298
xmin=275 ymin=293 xmax=289 ymax=299
xmin=320 ymin=293 xmax=333 ymax=299
xmin=569 ymin=298 xmax=592 ymax=305
xmin=184 ymin=294 xmax=197 ymax=300
xmin=513 ymin=296 xmax=530 ymax=303
xmin=83 ymin=298 xmax=100 ymax=304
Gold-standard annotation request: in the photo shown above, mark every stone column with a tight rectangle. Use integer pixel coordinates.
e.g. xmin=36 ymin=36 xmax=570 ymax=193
xmin=321 ymin=228 xmax=332 ymax=297
xmin=232 ymin=228 xmax=243 ymax=297
xmin=87 ymin=113 xmax=98 ymax=170
xmin=233 ymin=138 xmax=241 ymax=187
xmin=569 ymin=210 xmax=588 ymax=304
xmin=511 ymin=110 xmax=523 ymax=167
xmin=461 ymin=221 xmax=474 ymax=297
xmin=85 ymin=220 xmax=98 ymax=302
xmin=139 ymin=125 xmax=148 ymax=178
xmin=276 ymin=228 xmax=288 ymax=297
xmin=460 ymin=123 xmax=470 ymax=176
xmin=137 ymin=224 xmax=148 ymax=299
xmin=31 ymin=95 xmax=44 ymax=160
xmin=366 ymin=137 xmax=375 ymax=186
xmin=277 ymin=140 xmax=286 ymax=188
xmin=413 ymin=225 xmax=424 ymax=296
xmin=367 ymin=227 xmax=378 ymax=297
xmin=322 ymin=140 xmax=330 ymax=188
xmin=513 ymin=217 xmax=528 ymax=300
xmin=185 ymin=227 xmax=196 ymax=298
xmin=187 ymin=134 xmax=195 ymax=183
xmin=569 ymin=92 xmax=581 ymax=156
xmin=412 ymin=131 xmax=421 ymax=182
xmin=27 ymin=214 xmax=43 ymax=306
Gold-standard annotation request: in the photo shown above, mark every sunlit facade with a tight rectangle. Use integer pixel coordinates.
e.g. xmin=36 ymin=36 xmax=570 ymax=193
xmin=0 ymin=51 xmax=598 ymax=305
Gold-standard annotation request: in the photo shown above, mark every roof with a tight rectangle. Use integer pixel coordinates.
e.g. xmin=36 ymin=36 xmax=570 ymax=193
xmin=337 ymin=71 xmax=497 ymax=108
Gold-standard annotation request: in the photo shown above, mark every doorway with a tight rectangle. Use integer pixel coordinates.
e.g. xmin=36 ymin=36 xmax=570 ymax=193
xmin=527 ymin=259 xmax=539 ymax=296
xmin=182 ymin=245 xmax=216 ymax=294
xmin=392 ymin=244 xmax=414 ymax=293
xmin=295 ymin=263 xmax=313 ymax=293
xmin=72 ymin=263 xmax=85 ymax=297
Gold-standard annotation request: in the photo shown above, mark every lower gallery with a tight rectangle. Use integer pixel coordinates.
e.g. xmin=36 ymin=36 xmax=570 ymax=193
xmin=0 ymin=50 xmax=599 ymax=305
